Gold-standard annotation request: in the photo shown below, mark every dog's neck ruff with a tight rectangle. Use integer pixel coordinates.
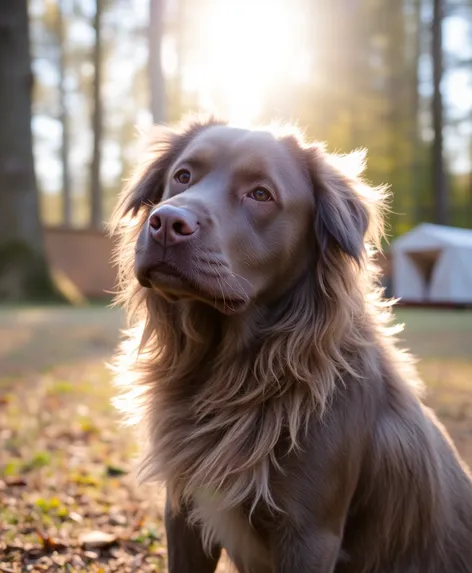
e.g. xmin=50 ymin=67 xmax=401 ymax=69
xmin=112 ymin=269 xmax=404 ymax=518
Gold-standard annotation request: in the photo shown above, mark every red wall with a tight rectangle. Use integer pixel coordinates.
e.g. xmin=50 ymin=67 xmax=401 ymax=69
xmin=44 ymin=227 xmax=117 ymax=299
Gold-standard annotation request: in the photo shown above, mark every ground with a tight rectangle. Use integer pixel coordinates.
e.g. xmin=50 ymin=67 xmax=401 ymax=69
xmin=1 ymin=305 xmax=471 ymax=572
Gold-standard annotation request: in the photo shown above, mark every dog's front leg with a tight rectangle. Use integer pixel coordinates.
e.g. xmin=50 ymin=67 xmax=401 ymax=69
xmin=165 ymin=495 xmax=221 ymax=573
xmin=271 ymin=526 xmax=341 ymax=573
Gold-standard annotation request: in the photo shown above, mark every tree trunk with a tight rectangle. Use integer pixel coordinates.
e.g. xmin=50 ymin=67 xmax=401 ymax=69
xmin=149 ymin=0 xmax=166 ymax=123
xmin=432 ymin=0 xmax=448 ymax=225
xmin=57 ymin=0 xmax=72 ymax=227
xmin=175 ymin=0 xmax=184 ymax=116
xmin=0 ymin=0 xmax=58 ymax=300
xmin=90 ymin=0 xmax=103 ymax=229
xmin=411 ymin=0 xmax=422 ymax=223
xmin=386 ymin=0 xmax=408 ymax=231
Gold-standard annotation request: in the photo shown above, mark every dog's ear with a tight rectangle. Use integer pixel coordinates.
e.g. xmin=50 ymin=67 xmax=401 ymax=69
xmin=110 ymin=116 xmax=224 ymax=232
xmin=117 ymin=124 xmax=180 ymax=219
xmin=306 ymin=144 xmax=385 ymax=264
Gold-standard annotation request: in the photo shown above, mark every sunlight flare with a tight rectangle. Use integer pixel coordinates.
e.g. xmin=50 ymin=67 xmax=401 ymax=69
xmin=191 ymin=0 xmax=308 ymax=126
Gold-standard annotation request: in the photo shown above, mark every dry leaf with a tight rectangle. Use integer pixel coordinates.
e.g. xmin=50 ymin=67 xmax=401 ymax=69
xmin=106 ymin=464 xmax=127 ymax=477
xmin=84 ymin=550 xmax=100 ymax=559
xmin=109 ymin=512 xmax=127 ymax=526
xmin=68 ymin=511 xmax=83 ymax=523
xmin=79 ymin=530 xmax=117 ymax=549
xmin=36 ymin=529 xmax=67 ymax=553
xmin=4 ymin=476 xmax=28 ymax=487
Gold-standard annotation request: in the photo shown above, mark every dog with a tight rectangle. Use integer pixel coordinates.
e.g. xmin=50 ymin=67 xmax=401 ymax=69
xmin=110 ymin=116 xmax=472 ymax=572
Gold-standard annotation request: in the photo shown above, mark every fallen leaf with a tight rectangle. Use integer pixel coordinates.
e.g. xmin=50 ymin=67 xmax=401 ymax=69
xmin=70 ymin=555 xmax=85 ymax=568
xmin=108 ymin=547 xmax=121 ymax=558
xmin=79 ymin=530 xmax=117 ymax=549
xmin=4 ymin=544 xmax=25 ymax=553
xmin=36 ymin=529 xmax=67 ymax=553
xmin=131 ymin=554 xmax=144 ymax=571
xmin=68 ymin=511 xmax=83 ymax=523
xmin=4 ymin=476 xmax=28 ymax=487
xmin=26 ymin=547 xmax=47 ymax=559
xmin=20 ymin=526 xmax=36 ymax=535
xmin=84 ymin=550 xmax=100 ymax=560
xmin=106 ymin=464 xmax=127 ymax=477
xmin=109 ymin=512 xmax=127 ymax=526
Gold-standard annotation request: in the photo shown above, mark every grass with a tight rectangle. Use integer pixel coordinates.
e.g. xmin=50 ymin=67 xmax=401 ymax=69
xmin=0 ymin=305 xmax=471 ymax=572
xmin=395 ymin=308 xmax=472 ymax=463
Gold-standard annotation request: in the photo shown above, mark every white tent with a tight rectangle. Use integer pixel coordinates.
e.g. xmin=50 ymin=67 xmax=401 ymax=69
xmin=391 ymin=223 xmax=472 ymax=304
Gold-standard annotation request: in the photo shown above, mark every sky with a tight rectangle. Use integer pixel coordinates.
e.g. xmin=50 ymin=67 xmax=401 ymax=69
xmin=442 ymin=14 xmax=472 ymax=174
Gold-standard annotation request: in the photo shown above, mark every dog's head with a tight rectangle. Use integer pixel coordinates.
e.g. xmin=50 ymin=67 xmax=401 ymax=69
xmin=111 ymin=117 xmax=385 ymax=315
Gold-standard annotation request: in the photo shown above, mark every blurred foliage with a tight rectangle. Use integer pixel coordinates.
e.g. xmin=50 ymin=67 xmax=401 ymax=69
xmin=28 ymin=0 xmax=472 ymax=238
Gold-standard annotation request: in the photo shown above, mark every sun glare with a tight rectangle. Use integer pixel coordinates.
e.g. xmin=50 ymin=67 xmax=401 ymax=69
xmin=190 ymin=0 xmax=308 ymax=126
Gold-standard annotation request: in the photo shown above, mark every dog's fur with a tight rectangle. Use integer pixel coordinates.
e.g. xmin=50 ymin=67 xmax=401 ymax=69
xmin=110 ymin=116 xmax=472 ymax=573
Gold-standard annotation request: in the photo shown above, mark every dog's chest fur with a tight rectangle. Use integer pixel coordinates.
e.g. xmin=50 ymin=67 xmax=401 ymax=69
xmin=191 ymin=491 xmax=271 ymax=571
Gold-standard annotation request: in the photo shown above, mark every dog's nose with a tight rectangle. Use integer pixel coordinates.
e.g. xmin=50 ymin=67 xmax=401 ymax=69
xmin=148 ymin=205 xmax=199 ymax=246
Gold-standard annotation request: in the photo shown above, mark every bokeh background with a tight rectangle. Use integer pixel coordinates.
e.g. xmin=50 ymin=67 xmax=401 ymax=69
xmin=28 ymin=0 xmax=472 ymax=234
xmin=0 ymin=1 xmax=471 ymax=572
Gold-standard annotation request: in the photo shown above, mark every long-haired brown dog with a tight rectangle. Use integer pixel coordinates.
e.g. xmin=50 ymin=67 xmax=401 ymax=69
xmin=110 ymin=116 xmax=472 ymax=573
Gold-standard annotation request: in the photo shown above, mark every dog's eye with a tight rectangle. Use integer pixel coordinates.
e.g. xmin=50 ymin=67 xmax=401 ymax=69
xmin=174 ymin=169 xmax=191 ymax=185
xmin=248 ymin=188 xmax=273 ymax=202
